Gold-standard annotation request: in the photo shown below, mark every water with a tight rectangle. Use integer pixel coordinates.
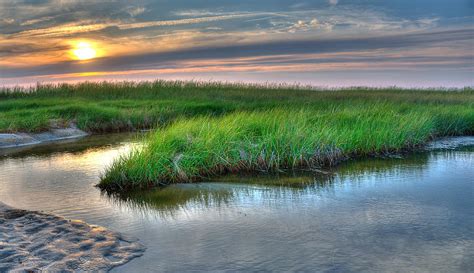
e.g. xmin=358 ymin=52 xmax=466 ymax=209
xmin=0 ymin=135 xmax=473 ymax=272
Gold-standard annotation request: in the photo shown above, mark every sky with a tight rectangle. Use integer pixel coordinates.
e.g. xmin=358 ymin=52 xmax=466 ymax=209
xmin=0 ymin=0 xmax=473 ymax=87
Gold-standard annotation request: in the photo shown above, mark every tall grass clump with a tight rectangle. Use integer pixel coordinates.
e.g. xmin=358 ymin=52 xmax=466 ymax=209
xmin=100 ymin=103 xmax=473 ymax=190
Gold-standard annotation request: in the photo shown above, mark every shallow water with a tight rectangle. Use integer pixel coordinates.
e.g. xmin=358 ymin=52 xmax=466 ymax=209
xmin=0 ymin=135 xmax=473 ymax=272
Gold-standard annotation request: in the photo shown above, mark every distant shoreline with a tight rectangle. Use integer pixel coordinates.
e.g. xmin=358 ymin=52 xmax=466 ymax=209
xmin=1 ymin=79 xmax=473 ymax=92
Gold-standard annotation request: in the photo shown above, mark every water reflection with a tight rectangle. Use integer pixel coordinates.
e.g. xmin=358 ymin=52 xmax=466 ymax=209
xmin=0 ymin=133 xmax=141 ymax=158
xmin=105 ymin=152 xmax=436 ymax=217
xmin=0 ymin=135 xmax=472 ymax=272
xmin=107 ymin=184 xmax=234 ymax=217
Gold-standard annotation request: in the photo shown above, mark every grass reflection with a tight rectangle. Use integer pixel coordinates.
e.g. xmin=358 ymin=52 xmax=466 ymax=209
xmin=105 ymin=184 xmax=234 ymax=215
xmin=0 ymin=133 xmax=140 ymax=158
xmin=103 ymin=150 xmax=438 ymax=216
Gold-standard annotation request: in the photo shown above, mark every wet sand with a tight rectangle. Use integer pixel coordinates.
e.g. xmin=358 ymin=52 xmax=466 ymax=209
xmin=0 ymin=202 xmax=145 ymax=272
xmin=0 ymin=126 xmax=88 ymax=149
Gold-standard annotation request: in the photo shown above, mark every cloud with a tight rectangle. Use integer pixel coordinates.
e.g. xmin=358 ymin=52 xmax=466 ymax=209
xmin=0 ymin=0 xmax=471 ymax=84
xmin=10 ymin=21 xmax=111 ymax=38
xmin=1 ymin=18 xmax=15 ymax=25
xmin=117 ymin=13 xmax=267 ymax=30
xmin=20 ymin=16 xmax=55 ymax=26
xmin=126 ymin=6 xmax=146 ymax=17
xmin=172 ymin=9 xmax=227 ymax=17
xmin=287 ymin=18 xmax=333 ymax=33
xmin=290 ymin=2 xmax=309 ymax=9
xmin=0 ymin=42 xmax=68 ymax=56
xmin=0 ymin=0 xmax=471 ymax=87
xmin=6 ymin=12 xmax=281 ymax=38
xmin=1 ymin=28 xmax=472 ymax=78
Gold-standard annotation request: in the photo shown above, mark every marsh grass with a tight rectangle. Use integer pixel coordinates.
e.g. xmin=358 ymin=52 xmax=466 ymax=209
xmin=1 ymin=81 xmax=472 ymax=133
xmin=1 ymin=81 xmax=473 ymax=190
xmin=100 ymin=102 xmax=473 ymax=190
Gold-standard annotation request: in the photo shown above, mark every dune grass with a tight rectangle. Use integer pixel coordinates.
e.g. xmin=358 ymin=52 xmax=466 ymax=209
xmin=1 ymin=81 xmax=473 ymax=190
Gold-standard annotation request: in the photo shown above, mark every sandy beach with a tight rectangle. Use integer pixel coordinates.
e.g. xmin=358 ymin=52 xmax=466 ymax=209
xmin=0 ymin=202 xmax=145 ymax=272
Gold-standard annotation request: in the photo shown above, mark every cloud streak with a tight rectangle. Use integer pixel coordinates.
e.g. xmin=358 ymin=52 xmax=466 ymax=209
xmin=1 ymin=28 xmax=472 ymax=78
xmin=0 ymin=0 xmax=472 ymax=87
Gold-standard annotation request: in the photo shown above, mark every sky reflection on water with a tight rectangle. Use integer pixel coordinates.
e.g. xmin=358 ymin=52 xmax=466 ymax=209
xmin=0 ymin=135 xmax=472 ymax=272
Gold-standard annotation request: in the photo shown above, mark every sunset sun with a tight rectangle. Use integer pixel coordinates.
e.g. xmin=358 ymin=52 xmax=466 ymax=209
xmin=72 ymin=42 xmax=97 ymax=60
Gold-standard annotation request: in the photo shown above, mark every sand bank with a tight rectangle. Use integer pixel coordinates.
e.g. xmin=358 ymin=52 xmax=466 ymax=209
xmin=0 ymin=126 xmax=88 ymax=149
xmin=0 ymin=202 xmax=145 ymax=272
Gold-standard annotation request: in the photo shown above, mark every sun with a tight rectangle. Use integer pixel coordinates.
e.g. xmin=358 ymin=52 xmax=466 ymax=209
xmin=72 ymin=42 xmax=97 ymax=60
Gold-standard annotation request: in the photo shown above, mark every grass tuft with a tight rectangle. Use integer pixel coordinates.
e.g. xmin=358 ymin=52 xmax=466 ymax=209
xmin=100 ymin=104 xmax=473 ymax=190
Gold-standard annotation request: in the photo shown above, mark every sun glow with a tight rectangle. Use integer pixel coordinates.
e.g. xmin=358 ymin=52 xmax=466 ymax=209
xmin=72 ymin=42 xmax=97 ymax=60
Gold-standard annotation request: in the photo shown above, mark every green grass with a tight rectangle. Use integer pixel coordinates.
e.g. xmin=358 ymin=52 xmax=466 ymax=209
xmin=100 ymin=105 xmax=473 ymax=190
xmin=1 ymin=81 xmax=473 ymax=190
xmin=1 ymin=81 xmax=472 ymax=133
